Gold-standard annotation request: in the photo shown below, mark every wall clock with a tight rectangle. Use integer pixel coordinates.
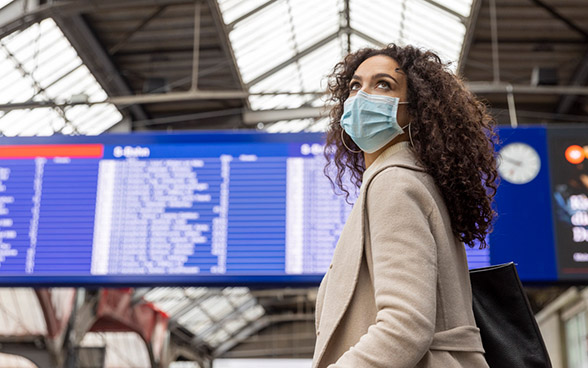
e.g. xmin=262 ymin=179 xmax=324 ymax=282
xmin=497 ymin=142 xmax=541 ymax=185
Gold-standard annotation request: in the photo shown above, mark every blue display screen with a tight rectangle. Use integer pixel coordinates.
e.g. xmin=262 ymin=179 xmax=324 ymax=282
xmin=0 ymin=131 xmax=492 ymax=286
xmin=491 ymin=126 xmax=557 ymax=281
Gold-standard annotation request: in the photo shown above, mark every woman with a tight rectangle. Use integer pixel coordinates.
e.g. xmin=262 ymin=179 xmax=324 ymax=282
xmin=313 ymin=44 xmax=498 ymax=368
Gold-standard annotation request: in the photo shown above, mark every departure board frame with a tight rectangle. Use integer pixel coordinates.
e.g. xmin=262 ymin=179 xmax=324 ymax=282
xmin=0 ymin=130 xmax=495 ymax=286
xmin=0 ymin=131 xmax=337 ymax=286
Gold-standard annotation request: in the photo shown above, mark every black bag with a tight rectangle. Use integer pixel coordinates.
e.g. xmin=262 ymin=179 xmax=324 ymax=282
xmin=470 ymin=263 xmax=552 ymax=368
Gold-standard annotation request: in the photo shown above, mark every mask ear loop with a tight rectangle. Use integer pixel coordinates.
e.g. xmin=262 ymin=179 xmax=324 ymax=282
xmin=341 ymin=129 xmax=362 ymax=153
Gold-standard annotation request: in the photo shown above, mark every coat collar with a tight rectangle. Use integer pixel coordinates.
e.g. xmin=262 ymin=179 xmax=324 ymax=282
xmin=362 ymin=142 xmax=425 ymax=186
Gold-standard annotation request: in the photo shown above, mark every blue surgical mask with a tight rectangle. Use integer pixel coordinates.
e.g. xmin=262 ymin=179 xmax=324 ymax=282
xmin=340 ymin=90 xmax=409 ymax=153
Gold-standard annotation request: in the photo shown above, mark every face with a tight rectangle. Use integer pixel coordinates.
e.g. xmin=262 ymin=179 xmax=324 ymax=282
xmin=348 ymin=55 xmax=410 ymax=127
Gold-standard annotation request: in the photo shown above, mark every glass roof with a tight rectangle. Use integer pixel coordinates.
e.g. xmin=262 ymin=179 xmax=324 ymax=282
xmin=218 ymin=0 xmax=474 ymax=132
xmin=0 ymin=18 xmax=122 ymax=136
xmin=0 ymin=288 xmax=46 ymax=336
xmin=80 ymin=331 xmax=151 ymax=367
xmin=143 ymin=287 xmax=264 ymax=349
xmin=0 ymin=1 xmax=473 ymax=136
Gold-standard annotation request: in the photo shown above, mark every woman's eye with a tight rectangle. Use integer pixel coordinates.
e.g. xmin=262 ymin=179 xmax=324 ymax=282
xmin=349 ymin=82 xmax=360 ymax=91
xmin=376 ymin=81 xmax=390 ymax=89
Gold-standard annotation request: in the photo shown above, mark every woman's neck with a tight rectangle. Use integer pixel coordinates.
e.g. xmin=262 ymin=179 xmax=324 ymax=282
xmin=363 ymin=135 xmax=408 ymax=169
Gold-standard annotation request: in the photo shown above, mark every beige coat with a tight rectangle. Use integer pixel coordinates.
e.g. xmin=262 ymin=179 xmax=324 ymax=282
xmin=312 ymin=142 xmax=489 ymax=368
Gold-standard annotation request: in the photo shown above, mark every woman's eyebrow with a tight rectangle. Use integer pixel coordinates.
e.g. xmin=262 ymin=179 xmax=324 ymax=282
xmin=373 ymin=73 xmax=399 ymax=84
xmin=350 ymin=74 xmax=362 ymax=81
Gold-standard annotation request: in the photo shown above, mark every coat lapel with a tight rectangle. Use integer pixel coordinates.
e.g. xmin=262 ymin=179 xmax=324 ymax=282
xmin=313 ymin=189 xmax=365 ymax=366
xmin=313 ymin=143 xmax=425 ymax=367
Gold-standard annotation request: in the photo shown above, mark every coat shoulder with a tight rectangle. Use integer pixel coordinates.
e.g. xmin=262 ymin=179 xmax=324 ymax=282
xmin=366 ymin=165 xmax=438 ymax=216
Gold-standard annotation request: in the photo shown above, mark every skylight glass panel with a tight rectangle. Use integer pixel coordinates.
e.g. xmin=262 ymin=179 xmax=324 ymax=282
xmin=298 ymin=38 xmax=341 ymax=92
xmin=250 ymin=63 xmax=301 ymax=93
xmin=208 ymin=329 xmax=230 ymax=347
xmin=306 ymin=117 xmax=330 ymax=132
xmin=80 ymin=332 xmax=151 ymax=368
xmin=218 ymin=0 xmax=270 ymax=25
xmin=223 ymin=318 xmax=247 ymax=334
xmin=0 ymin=18 xmax=122 ymax=136
xmin=350 ymin=33 xmax=381 ymax=52
xmin=242 ymin=304 xmax=265 ymax=321
xmin=246 ymin=37 xmax=341 ymax=112
xmin=179 ymin=308 xmax=211 ymax=332
xmin=288 ymin=0 xmax=340 ymax=52
xmin=0 ymin=288 xmax=47 ymax=336
xmin=143 ymin=287 xmax=264 ymax=349
xmin=402 ymin=0 xmax=466 ymax=63
xmin=350 ymin=0 xmax=403 ymax=43
xmin=434 ymin=0 xmax=474 ymax=17
xmin=202 ymin=295 xmax=232 ymax=319
xmin=0 ymin=353 xmax=36 ymax=367
xmin=219 ymin=0 xmax=475 ymax=126
xmin=350 ymin=0 xmax=467 ymax=64
xmin=0 ymin=0 xmax=14 ymax=8
xmin=229 ymin=2 xmax=295 ymax=83
xmin=266 ymin=118 xmax=315 ymax=133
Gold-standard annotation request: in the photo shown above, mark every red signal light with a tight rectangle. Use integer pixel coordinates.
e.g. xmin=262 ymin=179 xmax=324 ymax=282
xmin=566 ymin=145 xmax=585 ymax=164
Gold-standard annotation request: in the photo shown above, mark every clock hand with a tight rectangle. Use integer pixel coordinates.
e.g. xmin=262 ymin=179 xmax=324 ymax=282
xmin=501 ymin=156 xmax=523 ymax=166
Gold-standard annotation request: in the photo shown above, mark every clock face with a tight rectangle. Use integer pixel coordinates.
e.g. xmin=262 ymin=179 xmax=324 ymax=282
xmin=497 ymin=143 xmax=541 ymax=185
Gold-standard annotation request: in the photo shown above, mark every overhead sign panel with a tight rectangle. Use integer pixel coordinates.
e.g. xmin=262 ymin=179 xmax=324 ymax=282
xmin=0 ymin=131 xmax=492 ymax=286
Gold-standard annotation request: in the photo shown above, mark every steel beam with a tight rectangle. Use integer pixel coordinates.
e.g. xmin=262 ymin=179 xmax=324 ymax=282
xmin=132 ymin=108 xmax=243 ymax=128
xmin=0 ymin=90 xmax=323 ymax=112
xmin=344 ymin=0 xmax=351 ymax=54
xmin=212 ymin=313 xmax=314 ymax=358
xmin=0 ymin=0 xmax=38 ymax=26
xmin=243 ymin=107 xmax=323 ymax=124
xmin=0 ymin=0 xmax=42 ymax=38
xmin=3 ymin=82 xmax=588 ymax=115
xmin=167 ymin=342 xmax=208 ymax=365
xmin=246 ymin=31 xmax=339 ymax=87
xmin=557 ymin=48 xmax=588 ymax=114
xmin=506 ymin=84 xmax=519 ymax=128
xmin=457 ymin=0 xmax=481 ymax=74
xmin=51 ymin=13 xmax=149 ymax=122
xmin=0 ymin=0 xmax=194 ymax=39
xmin=109 ymin=6 xmax=168 ymax=55
xmin=197 ymin=298 xmax=258 ymax=340
xmin=207 ymin=0 xmax=251 ymax=109
xmin=474 ymin=38 xmax=587 ymax=44
xmin=0 ymin=342 xmax=55 ymax=368
xmin=213 ymin=316 xmax=271 ymax=357
xmin=226 ymin=0 xmax=278 ymax=31
xmin=191 ymin=1 xmax=201 ymax=91
xmin=351 ymin=28 xmax=385 ymax=48
xmin=489 ymin=0 xmax=500 ymax=82
xmin=466 ymin=83 xmax=588 ymax=95
xmin=222 ymin=345 xmax=315 ymax=358
xmin=421 ymin=0 xmax=466 ymax=23
xmin=71 ymin=294 xmax=99 ymax=346
xmin=168 ymin=290 xmax=219 ymax=323
xmin=529 ymin=0 xmax=588 ymax=41
xmin=52 ymin=0 xmax=194 ymax=14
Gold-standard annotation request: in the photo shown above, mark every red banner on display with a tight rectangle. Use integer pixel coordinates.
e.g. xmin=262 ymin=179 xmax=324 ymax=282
xmin=0 ymin=144 xmax=104 ymax=158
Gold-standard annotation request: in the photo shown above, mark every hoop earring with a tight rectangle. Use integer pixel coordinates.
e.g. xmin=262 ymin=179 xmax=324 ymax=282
xmin=341 ymin=129 xmax=362 ymax=153
xmin=408 ymin=122 xmax=415 ymax=148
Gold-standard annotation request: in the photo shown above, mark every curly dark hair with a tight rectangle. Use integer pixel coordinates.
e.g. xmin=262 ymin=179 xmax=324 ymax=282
xmin=324 ymin=44 xmax=499 ymax=248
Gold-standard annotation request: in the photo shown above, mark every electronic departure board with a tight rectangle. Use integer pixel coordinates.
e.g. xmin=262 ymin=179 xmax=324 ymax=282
xmin=0 ymin=131 xmax=489 ymax=286
xmin=548 ymin=127 xmax=588 ymax=280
